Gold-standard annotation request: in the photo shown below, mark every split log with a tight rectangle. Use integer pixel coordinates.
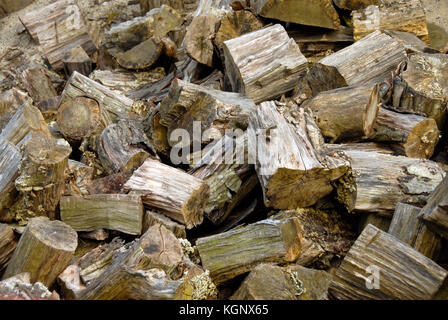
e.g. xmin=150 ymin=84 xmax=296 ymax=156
xmin=0 ymin=273 xmax=60 ymax=300
xmin=301 ymin=84 xmax=380 ymax=142
xmin=318 ymin=31 xmax=407 ymax=86
xmin=19 ymin=65 xmax=57 ymax=104
xmin=352 ymin=0 xmax=429 ymax=43
xmin=196 ymin=217 xmax=302 ymax=284
xmin=333 ymin=0 xmax=380 ymax=10
xmin=143 ymin=210 xmax=186 ymax=238
xmin=248 ymin=101 xmax=350 ymax=209
xmin=223 ymin=24 xmax=308 ymax=103
xmin=0 ymin=224 xmax=17 ymax=271
xmin=325 ymin=142 xmax=395 ymax=155
xmin=36 ymin=96 xmax=60 ymax=121
xmin=19 ymin=0 xmax=96 ymax=70
xmin=328 ymin=224 xmax=448 ymax=300
xmin=389 ymin=202 xmax=441 ymax=259
xmin=251 ymin=0 xmax=340 ymax=30
xmin=65 ymin=160 xmax=94 ymax=196
xmin=57 ymin=265 xmax=86 ymax=300
xmin=59 ymin=72 xmax=135 ymax=122
xmin=369 ymin=107 xmax=440 ymax=159
xmin=62 ymin=47 xmax=93 ymax=77
xmin=114 ymin=38 xmax=163 ymax=70
xmin=86 ymin=172 xmax=131 ymax=195
xmin=124 ymin=158 xmax=209 ymax=229
xmin=0 ymin=140 xmax=21 ymax=221
xmin=158 ymin=79 xmax=255 ymax=147
xmin=57 ymin=96 xmax=110 ymax=143
xmin=0 ymin=88 xmax=30 ymax=131
xmin=381 ymin=53 xmax=448 ymax=128
xmin=419 ymin=176 xmax=448 ymax=240
xmin=60 ymin=194 xmax=144 ymax=235
xmin=326 ymin=147 xmax=445 ymax=215
xmin=2 ymin=217 xmax=78 ymax=288
xmin=283 ymin=265 xmax=333 ymax=300
xmin=185 ymin=15 xmax=220 ymax=67
xmin=383 ymin=30 xmax=439 ymax=55
xmin=193 ymin=0 xmax=231 ymax=17
xmin=0 ymin=0 xmax=35 ymax=14
xmin=13 ymin=133 xmax=71 ymax=222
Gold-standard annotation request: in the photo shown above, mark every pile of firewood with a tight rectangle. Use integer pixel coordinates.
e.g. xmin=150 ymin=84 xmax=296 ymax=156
xmin=0 ymin=0 xmax=448 ymax=300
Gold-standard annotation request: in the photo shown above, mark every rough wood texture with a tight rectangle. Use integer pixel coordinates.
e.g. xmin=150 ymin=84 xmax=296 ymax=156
xmin=60 ymin=194 xmax=144 ymax=235
xmin=369 ymin=107 xmax=440 ymax=159
xmin=383 ymin=30 xmax=438 ymax=54
xmin=327 ymin=147 xmax=445 ymax=215
xmin=0 ymin=273 xmax=60 ymax=300
xmin=185 ymin=15 xmax=220 ymax=67
xmin=389 ymin=202 xmax=441 ymax=259
xmin=19 ymin=65 xmax=57 ymax=104
xmin=139 ymin=0 xmax=185 ymax=15
xmin=358 ymin=212 xmax=391 ymax=233
xmin=13 ymin=133 xmax=72 ymax=222
xmin=302 ymin=84 xmax=380 ymax=143
xmin=419 ymin=176 xmax=448 ymax=240
xmin=2 ymin=217 xmax=78 ymax=288
xmin=57 ymin=265 xmax=86 ymax=299
xmin=59 ymin=71 xmax=135 ymax=122
xmin=0 ymin=88 xmax=30 ymax=132
xmin=333 ymin=0 xmax=381 ymax=10
xmin=352 ymin=0 xmax=429 ymax=43
xmin=124 ymin=158 xmax=209 ymax=229
xmin=196 ymin=217 xmax=302 ymax=284
xmin=381 ymin=53 xmax=448 ymax=128
xmin=19 ymin=0 xmax=96 ymax=70
xmin=248 ymin=101 xmax=350 ymax=209
xmin=0 ymin=140 xmax=21 ymax=221
xmin=0 ymin=224 xmax=17 ymax=271
xmin=143 ymin=210 xmax=186 ymax=238
xmin=319 ymin=31 xmax=407 ymax=86
xmin=328 ymin=224 xmax=448 ymax=300
xmin=158 ymin=79 xmax=255 ymax=147
xmin=223 ymin=24 xmax=308 ymax=104
xmin=252 ymin=0 xmax=341 ymax=30
xmin=114 ymin=38 xmax=163 ymax=70
xmin=62 ymin=47 xmax=93 ymax=77
xmin=0 ymin=0 xmax=34 ymax=13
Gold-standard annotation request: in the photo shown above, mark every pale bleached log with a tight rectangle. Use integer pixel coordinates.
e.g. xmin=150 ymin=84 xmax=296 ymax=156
xmin=60 ymin=194 xmax=144 ymax=235
xmin=0 ymin=273 xmax=60 ymax=300
xmin=124 ymin=158 xmax=209 ymax=229
xmin=2 ymin=217 xmax=78 ymax=288
xmin=328 ymin=224 xmax=448 ymax=300
xmin=223 ymin=24 xmax=308 ymax=104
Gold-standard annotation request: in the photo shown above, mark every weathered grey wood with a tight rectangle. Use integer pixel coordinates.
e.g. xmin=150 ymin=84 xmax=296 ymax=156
xmin=60 ymin=194 xmax=144 ymax=235
xmin=252 ymin=0 xmax=341 ymax=30
xmin=383 ymin=30 xmax=439 ymax=54
xmin=248 ymin=101 xmax=350 ymax=209
xmin=223 ymin=24 xmax=308 ymax=104
xmin=196 ymin=217 xmax=302 ymax=284
xmin=329 ymin=224 xmax=448 ymax=300
xmin=0 ymin=273 xmax=60 ymax=300
xmin=419 ymin=176 xmax=448 ymax=240
xmin=326 ymin=142 xmax=395 ymax=155
xmin=319 ymin=31 xmax=407 ymax=86
xmin=124 ymin=158 xmax=209 ymax=229
xmin=143 ymin=210 xmax=186 ymax=238
xmin=302 ymin=84 xmax=380 ymax=142
xmin=0 ymin=224 xmax=17 ymax=271
xmin=0 ymin=140 xmax=21 ymax=222
xmin=369 ymin=107 xmax=440 ymax=159
xmin=352 ymin=0 xmax=429 ymax=43
xmin=19 ymin=0 xmax=96 ymax=70
xmin=2 ymin=217 xmax=78 ymax=288
xmin=389 ymin=202 xmax=441 ymax=259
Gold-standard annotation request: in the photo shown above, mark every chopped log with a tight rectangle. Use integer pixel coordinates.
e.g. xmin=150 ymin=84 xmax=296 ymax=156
xmin=143 ymin=210 xmax=187 ymax=238
xmin=283 ymin=265 xmax=333 ymax=300
xmin=65 ymin=160 xmax=94 ymax=196
xmin=57 ymin=265 xmax=86 ymax=300
xmin=19 ymin=0 xmax=96 ymax=70
xmin=0 ymin=224 xmax=17 ymax=271
xmin=326 ymin=147 xmax=446 ymax=215
xmin=0 ymin=0 xmax=35 ymax=14
xmin=248 ymin=101 xmax=350 ymax=209
xmin=86 ymin=172 xmax=131 ymax=195
xmin=384 ymin=30 xmax=439 ymax=54
xmin=13 ymin=133 xmax=72 ymax=221
xmin=2 ymin=217 xmax=78 ymax=288
xmin=193 ymin=0 xmax=231 ymax=17
xmin=369 ymin=107 xmax=440 ymax=159
xmin=196 ymin=217 xmax=302 ymax=284
xmin=158 ymin=79 xmax=255 ymax=147
xmin=326 ymin=142 xmax=395 ymax=155
xmin=333 ymin=0 xmax=380 ymax=10
xmin=0 ymin=140 xmax=21 ymax=222
xmin=57 ymin=96 xmax=110 ymax=143
xmin=251 ymin=0 xmax=341 ymax=30
xmin=185 ymin=15 xmax=220 ymax=67
xmin=318 ymin=31 xmax=407 ymax=86
xmin=419 ymin=176 xmax=448 ymax=240
xmin=36 ymin=96 xmax=60 ymax=121
xmin=381 ymin=53 xmax=448 ymax=128
xmin=60 ymin=194 xmax=144 ymax=235
xmin=223 ymin=24 xmax=308 ymax=103
xmin=97 ymin=119 xmax=154 ymax=174
xmin=302 ymin=84 xmax=380 ymax=143
xmin=114 ymin=38 xmax=163 ymax=70
xmin=19 ymin=65 xmax=57 ymax=104
xmin=0 ymin=273 xmax=60 ymax=300
xmin=389 ymin=203 xmax=441 ymax=259
xmin=124 ymin=158 xmax=209 ymax=229
xmin=352 ymin=0 xmax=429 ymax=43
xmin=59 ymin=71 xmax=135 ymax=122
xmin=62 ymin=47 xmax=93 ymax=77
xmin=328 ymin=224 xmax=448 ymax=300
xmin=0 ymin=88 xmax=30 ymax=131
